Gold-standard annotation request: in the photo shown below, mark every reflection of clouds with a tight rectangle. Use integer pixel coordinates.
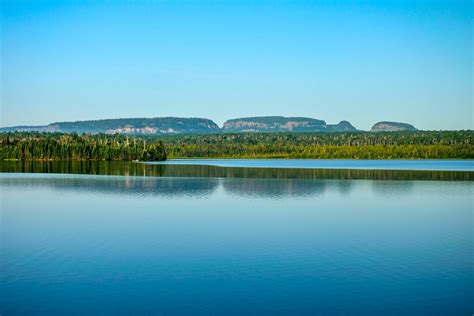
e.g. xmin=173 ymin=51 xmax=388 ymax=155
xmin=0 ymin=176 xmax=219 ymax=199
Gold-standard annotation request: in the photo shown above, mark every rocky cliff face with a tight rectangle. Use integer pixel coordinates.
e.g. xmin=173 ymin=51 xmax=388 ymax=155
xmin=370 ymin=121 xmax=418 ymax=132
xmin=223 ymin=116 xmax=357 ymax=132
xmin=223 ymin=116 xmax=326 ymax=132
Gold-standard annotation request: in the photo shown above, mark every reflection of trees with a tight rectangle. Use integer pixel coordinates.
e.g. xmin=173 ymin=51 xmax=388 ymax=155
xmin=0 ymin=161 xmax=167 ymax=177
xmin=1 ymin=161 xmax=472 ymax=181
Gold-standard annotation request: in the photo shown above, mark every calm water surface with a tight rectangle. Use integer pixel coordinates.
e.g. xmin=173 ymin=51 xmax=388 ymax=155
xmin=150 ymin=159 xmax=474 ymax=171
xmin=1 ymin=170 xmax=473 ymax=315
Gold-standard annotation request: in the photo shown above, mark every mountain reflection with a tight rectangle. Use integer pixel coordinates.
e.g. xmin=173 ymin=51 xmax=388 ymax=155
xmin=223 ymin=178 xmax=328 ymax=198
xmin=370 ymin=180 xmax=415 ymax=196
xmin=0 ymin=173 xmax=426 ymax=199
xmin=1 ymin=176 xmax=220 ymax=198
xmin=1 ymin=174 xmax=355 ymax=198
xmin=7 ymin=160 xmax=468 ymax=198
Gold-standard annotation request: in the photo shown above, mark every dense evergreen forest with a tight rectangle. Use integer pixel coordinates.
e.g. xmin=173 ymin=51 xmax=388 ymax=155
xmin=155 ymin=131 xmax=474 ymax=159
xmin=0 ymin=131 xmax=473 ymax=160
xmin=0 ymin=133 xmax=166 ymax=161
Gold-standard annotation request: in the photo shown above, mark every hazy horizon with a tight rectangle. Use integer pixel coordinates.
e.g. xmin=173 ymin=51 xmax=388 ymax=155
xmin=1 ymin=0 xmax=472 ymax=130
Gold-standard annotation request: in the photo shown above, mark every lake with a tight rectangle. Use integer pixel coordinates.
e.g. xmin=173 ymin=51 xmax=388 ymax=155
xmin=1 ymin=161 xmax=473 ymax=315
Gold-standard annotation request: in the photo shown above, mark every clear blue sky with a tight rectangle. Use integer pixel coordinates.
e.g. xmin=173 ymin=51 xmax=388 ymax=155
xmin=1 ymin=0 xmax=472 ymax=130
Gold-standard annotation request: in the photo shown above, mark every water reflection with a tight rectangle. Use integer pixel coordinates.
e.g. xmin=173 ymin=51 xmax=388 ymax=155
xmin=370 ymin=180 xmax=415 ymax=196
xmin=0 ymin=175 xmax=220 ymax=198
xmin=1 ymin=173 xmax=440 ymax=199
xmin=1 ymin=174 xmax=472 ymax=314
xmin=0 ymin=175 xmax=335 ymax=199
xmin=1 ymin=161 xmax=473 ymax=181
xmin=223 ymin=178 xmax=328 ymax=198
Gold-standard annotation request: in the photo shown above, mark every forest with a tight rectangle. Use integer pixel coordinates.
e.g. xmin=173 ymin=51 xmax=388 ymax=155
xmin=156 ymin=131 xmax=474 ymax=159
xmin=0 ymin=131 xmax=473 ymax=160
xmin=0 ymin=133 xmax=167 ymax=161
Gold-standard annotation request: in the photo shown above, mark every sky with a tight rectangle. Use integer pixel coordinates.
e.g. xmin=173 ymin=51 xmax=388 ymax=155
xmin=0 ymin=0 xmax=472 ymax=130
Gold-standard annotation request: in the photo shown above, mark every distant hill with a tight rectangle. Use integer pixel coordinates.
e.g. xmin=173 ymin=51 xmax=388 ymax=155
xmin=222 ymin=116 xmax=358 ymax=132
xmin=327 ymin=120 xmax=358 ymax=132
xmin=0 ymin=117 xmax=220 ymax=134
xmin=0 ymin=116 xmax=423 ymax=134
xmin=371 ymin=121 xmax=418 ymax=132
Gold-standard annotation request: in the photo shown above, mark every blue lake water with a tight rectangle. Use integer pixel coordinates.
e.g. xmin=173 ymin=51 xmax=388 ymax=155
xmin=1 ymin=171 xmax=473 ymax=315
xmin=149 ymin=159 xmax=474 ymax=171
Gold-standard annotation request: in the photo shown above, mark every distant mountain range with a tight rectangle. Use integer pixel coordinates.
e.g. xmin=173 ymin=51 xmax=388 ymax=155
xmin=0 ymin=116 xmax=419 ymax=134
xmin=0 ymin=117 xmax=220 ymax=134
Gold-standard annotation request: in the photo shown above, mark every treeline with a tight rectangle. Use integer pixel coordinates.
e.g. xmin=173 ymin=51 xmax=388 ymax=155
xmin=0 ymin=133 xmax=166 ymax=161
xmin=155 ymin=131 xmax=474 ymax=159
xmin=1 ymin=131 xmax=473 ymax=160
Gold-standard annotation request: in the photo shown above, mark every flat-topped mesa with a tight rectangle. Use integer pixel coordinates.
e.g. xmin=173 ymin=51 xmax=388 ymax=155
xmin=0 ymin=117 xmax=221 ymax=135
xmin=371 ymin=121 xmax=418 ymax=132
xmin=223 ymin=116 xmax=357 ymax=132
